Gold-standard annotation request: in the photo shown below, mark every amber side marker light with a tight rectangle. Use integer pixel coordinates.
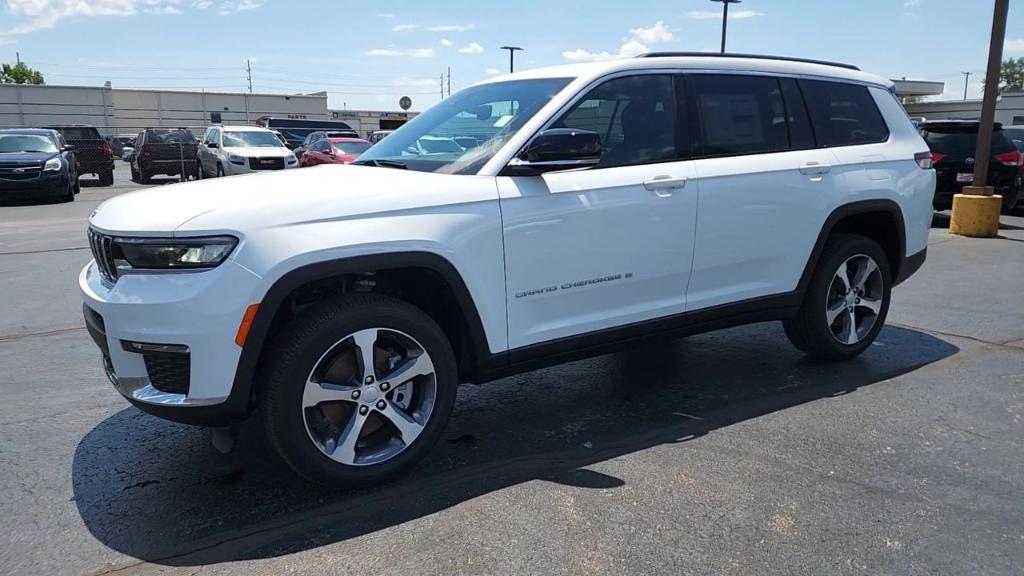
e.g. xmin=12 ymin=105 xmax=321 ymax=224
xmin=235 ymin=304 xmax=260 ymax=347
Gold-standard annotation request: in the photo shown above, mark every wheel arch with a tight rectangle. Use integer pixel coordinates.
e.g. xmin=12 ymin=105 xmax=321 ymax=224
xmin=797 ymin=199 xmax=907 ymax=296
xmin=231 ymin=251 xmax=497 ymax=413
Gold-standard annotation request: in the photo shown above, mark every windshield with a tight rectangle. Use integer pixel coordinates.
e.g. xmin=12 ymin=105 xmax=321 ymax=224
xmin=356 ymin=77 xmax=572 ymax=174
xmin=334 ymin=141 xmax=371 ymax=155
xmin=147 ymin=130 xmax=195 ymax=144
xmin=223 ymin=131 xmax=285 ymax=148
xmin=0 ymin=134 xmax=58 ymax=153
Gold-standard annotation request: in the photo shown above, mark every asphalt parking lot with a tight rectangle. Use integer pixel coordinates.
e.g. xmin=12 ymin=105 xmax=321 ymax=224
xmin=1 ymin=169 xmax=1023 ymax=576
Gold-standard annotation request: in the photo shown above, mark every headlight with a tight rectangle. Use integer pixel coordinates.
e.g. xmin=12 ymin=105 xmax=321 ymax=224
xmin=43 ymin=157 xmax=62 ymax=172
xmin=228 ymin=154 xmax=245 ymax=165
xmin=114 ymin=236 xmax=238 ymax=270
xmin=286 ymin=154 xmax=297 ymax=164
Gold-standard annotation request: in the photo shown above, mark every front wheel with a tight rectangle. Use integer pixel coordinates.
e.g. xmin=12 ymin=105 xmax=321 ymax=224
xmin=784 ymin=234 xmax=891 ymax=361
xmin=260 ymin=293 xmax=457 ymax=488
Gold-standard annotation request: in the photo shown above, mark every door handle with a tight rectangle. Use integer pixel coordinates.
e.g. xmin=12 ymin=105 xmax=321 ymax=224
xmin=798 ymin=162 xmax=833 ymax=176
xmin=643 ymin=175 xmax=688 ymax=192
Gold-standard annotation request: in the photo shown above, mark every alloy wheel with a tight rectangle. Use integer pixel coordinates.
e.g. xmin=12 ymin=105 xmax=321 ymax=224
xmin=826 ymin=254 xmax=884 ymax=345
xmin=302 ymin=327 xmax=437 ymax=466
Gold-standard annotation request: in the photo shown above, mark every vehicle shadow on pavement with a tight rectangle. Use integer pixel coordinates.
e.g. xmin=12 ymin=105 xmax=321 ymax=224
xmin=70 ymin=322 xmax=958 ymax=568
xmin=931 ymin=211 xmax=1024 ymax=230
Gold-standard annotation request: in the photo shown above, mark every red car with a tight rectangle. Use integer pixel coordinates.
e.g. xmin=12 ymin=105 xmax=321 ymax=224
xmin=299 ymin=137 xmax=372 ymax=167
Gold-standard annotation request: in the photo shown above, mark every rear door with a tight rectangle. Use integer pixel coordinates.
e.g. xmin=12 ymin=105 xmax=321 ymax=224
xmin=685 ymin=74 xmax=841 ymax=310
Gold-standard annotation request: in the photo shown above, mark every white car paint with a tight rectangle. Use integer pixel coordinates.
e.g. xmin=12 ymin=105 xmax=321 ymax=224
xmin=81 ymin=55 xmax=935 ymax=413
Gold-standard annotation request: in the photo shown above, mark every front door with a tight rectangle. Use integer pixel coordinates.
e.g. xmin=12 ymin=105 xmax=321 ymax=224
xmin=497 ymin=73 xmax=699 ymax=350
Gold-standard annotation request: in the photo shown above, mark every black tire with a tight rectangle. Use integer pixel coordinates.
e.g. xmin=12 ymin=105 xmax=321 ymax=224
xmin=130 ymin=164 xmax=139 ymax=183
xmin=59 ymin=177 xmax=75 ymax=203
xmin=98 ymin=170 xmax=114 ymax=187
xmin=138 ymin=164 xmax=152 ymax=185
xmin=783 ymin=233 xmax=891 ymax=361
xmin=73 ymin=176 xmax=81 ymax=195
xmin=216 ymin=163 xmax=225 ymax=178
xmin=1001 ymin=181 xmax=1020 ymax=214
xmin=260 ymin=293 xmax=458 ymax=488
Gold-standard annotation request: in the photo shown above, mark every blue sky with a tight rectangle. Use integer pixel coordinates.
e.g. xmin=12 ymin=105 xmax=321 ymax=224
xmin=1 ymin=0 xmax=1023 ymax=111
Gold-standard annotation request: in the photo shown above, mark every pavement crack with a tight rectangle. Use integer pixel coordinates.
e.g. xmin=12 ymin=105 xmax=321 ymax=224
xmin=887 ymin=321 xmax=1024 ymax=351
xmin=0 ymin=245 xmax=89 ymax=256
xmin=0 ymin=325 xmax=85 ymax=343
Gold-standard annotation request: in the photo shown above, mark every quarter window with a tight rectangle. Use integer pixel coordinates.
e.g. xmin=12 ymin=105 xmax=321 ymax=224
xmin=554 ymin=74 xmax=678 ymax=168
xmin=800 ymin=80 xmax=889 ymax=147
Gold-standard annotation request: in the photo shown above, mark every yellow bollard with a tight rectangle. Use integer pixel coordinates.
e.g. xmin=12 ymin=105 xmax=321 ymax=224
xmin=949 ymin=186 xmax=1002 ymax=238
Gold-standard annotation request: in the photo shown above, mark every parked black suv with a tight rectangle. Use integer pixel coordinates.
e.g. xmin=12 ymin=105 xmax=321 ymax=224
xmin=920 ymin=120 xmax=1021 ymax=212
xmin=43 ymin=124 xmax=113 ymax=186
xmin=130 ymin=128 xmax=199 ymax=184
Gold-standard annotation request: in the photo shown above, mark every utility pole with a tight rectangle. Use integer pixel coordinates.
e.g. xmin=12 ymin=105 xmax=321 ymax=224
xmin=440 ymin=73 xmax=445 ymax=99
xmin=15 ymin=52 xmax=20 ymax=65
xmin=710 ymin=0 xmax=743 ymax=54
xmin=500 ymin=46 xmax=523 ymax=73
xmin=246 ymin=58 xmax=253 ymax=94
xmin=962 ymin=71 xmax=972 ymax=100
xmin=447 ymin=66 xmax=451 ymax=98
xmin=949 ymin=0 xmax=1010 ymax=238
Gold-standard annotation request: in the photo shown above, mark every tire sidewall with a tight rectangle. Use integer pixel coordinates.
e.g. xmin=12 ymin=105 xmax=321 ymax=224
xmin=263 ymin=295 xmax=458 ymax=487
xmin=802 ymin=235 xmax=892 ymax=358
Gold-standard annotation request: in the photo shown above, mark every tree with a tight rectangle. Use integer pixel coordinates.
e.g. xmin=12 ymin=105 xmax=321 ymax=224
xmin=0 ymin=62 xmax=45 ymax=85
xmin=998 ymin=57 xmax=1024 ymax=92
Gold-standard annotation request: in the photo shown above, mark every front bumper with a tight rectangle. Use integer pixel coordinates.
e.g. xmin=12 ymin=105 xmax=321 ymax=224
xmin=0 ymin=173 xmax=68 ymax=199
xmin=79 ymin=258 xmax=262 ymax=425
xmin=224 ymin=159 xmax=298 ymax=176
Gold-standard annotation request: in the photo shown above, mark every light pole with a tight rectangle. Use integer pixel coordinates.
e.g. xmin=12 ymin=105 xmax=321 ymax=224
xmin=962 ymin=71 xmax=972 ymax=100
xmin=710 ymin=0 xmax=743 ymax=54
xmin=500 ymin=46 xmax=523 ymax=73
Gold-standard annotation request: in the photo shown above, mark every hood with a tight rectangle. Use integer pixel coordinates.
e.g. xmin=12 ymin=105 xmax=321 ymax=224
xmin=88 ymin=164 xmax=494 ymax=235
xmin=0 ymin=151 xmax=60 ymax=164
xmin=223 ymin=146 xmax=292 ymax=157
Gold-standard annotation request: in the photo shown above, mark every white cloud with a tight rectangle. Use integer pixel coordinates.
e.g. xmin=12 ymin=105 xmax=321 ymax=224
xmin=366 ymin=47 xmax=435 ymax=58
xmin=216 ymin=0 xmax=261 ymax=15
xmin=191 ymin=0 xmax=211 ymax=7
xmin=2 ymin=0 xmax=136 ymax=37
xmin=903 ymin=0 xmax=922 ymax=7
xmin=376 ymin=12 xmax=395 ymax=18
xmin=392 ymin=23 xmax=418 ymax=31
xmin=428 ymin=23 xmax=475 ymax=32
xmin=142 ymin=0 xmax=183 ymax=15
xmin=440 ymin=38 xmax=453 ymax=47
xmin=1006 ymin=38 xmax=1024 ymax=53
xmin=485 ymin=68 xmax=501 ymax=75
xmin=627 ymin=21 xmax=673 ymax=44
xmin=458 ymin=42 xmax=484 ymax=54
xmin=562 ymin=20 xmax=674 ymax=63
xmin=687 ymin=9 xmax=763 ymax=19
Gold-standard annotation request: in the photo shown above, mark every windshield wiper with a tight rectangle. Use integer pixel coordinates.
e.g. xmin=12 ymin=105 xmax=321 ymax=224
xmin=353 ymin=159 xmax=407 ymax=169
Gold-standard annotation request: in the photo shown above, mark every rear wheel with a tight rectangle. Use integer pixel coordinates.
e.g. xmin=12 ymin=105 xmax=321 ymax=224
xmin=784 ymin=234 xmax=891 ymax=361
xmin=1001 ymin=178 xmax=1020 ymax=214
xmin=260 ymin=293 xmax=457 ymax=488
xmin=98 ymin=170 xmax=114 ymax=187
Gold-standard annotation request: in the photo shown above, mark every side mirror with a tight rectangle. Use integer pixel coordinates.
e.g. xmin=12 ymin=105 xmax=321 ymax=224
xmin=207 ymin=142 xmax=219 ymax=149
xmin=62 ymin=145 xmax=76 ymax=152
xmin=507 ymin=128 xmax=602 ymax=173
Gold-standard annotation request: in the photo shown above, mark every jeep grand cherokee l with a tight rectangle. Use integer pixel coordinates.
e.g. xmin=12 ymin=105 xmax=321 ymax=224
xmin=82 ymin=54 xmax=934 ymax=488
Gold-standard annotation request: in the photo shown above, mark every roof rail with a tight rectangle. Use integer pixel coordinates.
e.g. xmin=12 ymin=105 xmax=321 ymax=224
xmin=637 ymin=52 xmax=860 ymax=71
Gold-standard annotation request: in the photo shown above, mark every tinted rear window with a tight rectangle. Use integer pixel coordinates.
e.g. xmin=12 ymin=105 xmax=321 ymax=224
xmin=54 ymin=127 xmax=101 ymax=140
xmin=922 ymin=126 xmax=1015 ymax=155
xmin=800 ymin=80 xmax=889 ymax=147
xmin=146 ymin=130 xmax=196 ymax=143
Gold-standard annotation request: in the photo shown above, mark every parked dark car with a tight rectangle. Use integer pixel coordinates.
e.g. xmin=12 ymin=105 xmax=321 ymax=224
xmin=43 ymin=124 xmax=113 ymax=186
xmin=109 ymin=133 xmax=137 ymax=158
xmin=130 ymin=128 xmax=199 ymax=184
xmin=0 ymin=128 xmax=79 ymax=203
xmin=293 ymin=130 xmax=361 ymax=161
xmin=920 ymin=120 xmax=1022 ymax=212
xmin=299 ymin=137 xmax=372 ymax=166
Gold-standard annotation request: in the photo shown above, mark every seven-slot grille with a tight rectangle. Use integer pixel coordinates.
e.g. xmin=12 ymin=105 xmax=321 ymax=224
xmin=88 ymin=228 xmax=119 ymax=283
xmin=249 ymin=156 xmax=285 ymax=170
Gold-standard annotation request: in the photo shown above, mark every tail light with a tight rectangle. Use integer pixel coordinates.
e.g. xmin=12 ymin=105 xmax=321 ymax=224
xmin=141 ymin=145 xmax=152 ymax=158
xmin=101 ymin=142 xmax=112 ymax=159
xmin=916 ymin=152 xmax=935 ymax=169
xmin=994 ymin=150 xmax=1022 ymax=167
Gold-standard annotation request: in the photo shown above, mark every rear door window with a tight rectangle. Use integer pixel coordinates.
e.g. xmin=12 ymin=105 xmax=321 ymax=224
xmin=922 ymin=126 xmax=1015 ymax=156
xmin=800 ymin=80 xmax=889 ymax=147
xmin=146 ymin=130 xmax=196 ymax=144
xmin=55 ymin=127 xmax=102 ymax=140
xmin=688 ymin=74 xmax=792 ymax=157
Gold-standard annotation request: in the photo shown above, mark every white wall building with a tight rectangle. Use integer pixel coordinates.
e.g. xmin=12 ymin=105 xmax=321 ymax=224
xmin=905 ymin=92 xmax=1024 ymax=126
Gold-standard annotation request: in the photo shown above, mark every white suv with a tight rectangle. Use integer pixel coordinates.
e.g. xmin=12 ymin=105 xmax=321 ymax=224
xmin=81 ymin=54 xmax=934 ymax=487
xmin=197 ymin=125 xmax=298 ymax=178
